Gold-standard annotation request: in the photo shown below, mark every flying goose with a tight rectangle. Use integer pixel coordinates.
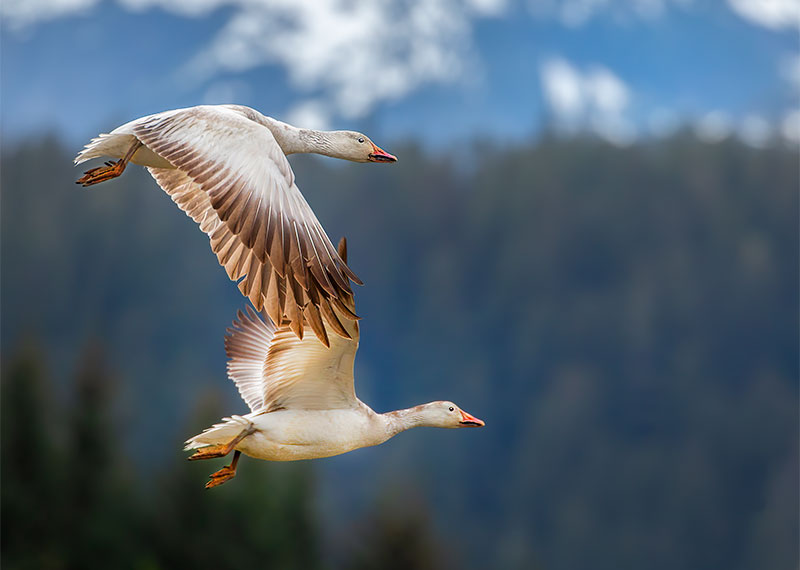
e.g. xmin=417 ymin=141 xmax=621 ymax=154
xmin=186 ymin=239 xmax=484 ymax=488
xmin=74 ymin=105 xmax=397 ymax=346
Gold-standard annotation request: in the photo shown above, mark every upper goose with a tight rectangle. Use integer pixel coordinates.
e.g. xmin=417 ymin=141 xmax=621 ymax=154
xmin=186 ymin=238 xmax=484 ymax=488
xmin=74 ymin=104 xmax=397 ymax=346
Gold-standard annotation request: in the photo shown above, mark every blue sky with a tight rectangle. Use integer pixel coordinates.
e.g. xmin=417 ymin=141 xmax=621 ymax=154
xmin=1 ymin=0 xmax=798 ymax=148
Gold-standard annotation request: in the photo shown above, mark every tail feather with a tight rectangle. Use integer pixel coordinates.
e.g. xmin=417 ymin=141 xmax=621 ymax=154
xmin=184 ymin=415 xmax=252 ymax=451
xmin=74 ymin=133 xmax=138 ymax=165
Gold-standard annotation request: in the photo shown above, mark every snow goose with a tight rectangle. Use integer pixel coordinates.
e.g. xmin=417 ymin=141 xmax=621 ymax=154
xmin=74 ymin=105 xmax=397 ymax=346
xmin=186 ymin=239 xmax=484 ymax=488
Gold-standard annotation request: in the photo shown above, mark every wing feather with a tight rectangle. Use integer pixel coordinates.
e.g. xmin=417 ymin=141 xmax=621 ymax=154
xmin=224 ymin=307 xmax=277 ymax=412
xmin=224 ymin=305 xmax=359 ymax=413
xmin=132 ymin=105 xmax=359 ymax=344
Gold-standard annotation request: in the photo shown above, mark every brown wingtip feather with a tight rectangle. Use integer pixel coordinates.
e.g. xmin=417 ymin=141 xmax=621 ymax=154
xmin=335 ymin=236 xmax=363 ymax=286
xmin=319 ymin=298 xmax=352 ymax=340
xmin=284 ymin=272 xmax=304 ymax=339
xmin=263 ymin=272 xmax=283 ymax=326
xmin=344 ymin=267 xmax=363 ymax=286
xmin=330 ymin=294 xmax=360 ymax=321
xmin=304 ymin=303 xmax=330 ymax=348
xmin=141 ymin=123 xmax=360 ymax=344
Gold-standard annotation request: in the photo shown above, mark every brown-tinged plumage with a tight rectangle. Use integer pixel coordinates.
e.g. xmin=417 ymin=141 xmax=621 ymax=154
xmin=185 ymin=238 xmax=484 ymax=488
xmin=74 ymin=105 xmax=397 ymax=346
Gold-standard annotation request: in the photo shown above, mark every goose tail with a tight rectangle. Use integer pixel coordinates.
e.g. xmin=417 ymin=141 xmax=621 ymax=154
xmin=184 ymin=415 xmax=253 ymax=451
xmin=74 ymin=133 xmax=139 ymax=165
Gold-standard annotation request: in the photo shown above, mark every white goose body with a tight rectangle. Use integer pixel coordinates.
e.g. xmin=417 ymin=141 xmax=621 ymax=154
xmin=75 ymin=105 xmax=397 ymax=346
xmin=232 ymin=405 xmax=389 ymax=461
xmin=185 ymin=240 xmax=484 ymax=486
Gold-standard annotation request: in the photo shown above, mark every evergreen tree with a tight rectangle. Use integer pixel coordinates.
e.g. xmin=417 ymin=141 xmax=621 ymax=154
xmin=1 ymin=342 xmax=63 ymax=569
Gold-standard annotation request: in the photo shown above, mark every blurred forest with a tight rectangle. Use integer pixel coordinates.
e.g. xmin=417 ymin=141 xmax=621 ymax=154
xmin=1 ymin=133 xmax=797 ymax=569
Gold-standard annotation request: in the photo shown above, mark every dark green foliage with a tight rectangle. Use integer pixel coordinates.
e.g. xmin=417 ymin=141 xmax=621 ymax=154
xmin=1 ymin=342 xmax=64 ymax=570
xmin=1 ymin=134 xmax=797 ymax=569
xmin=345 ymin=494 xmax=444 ymax=570
xmin=0 ymin=343 xmax=323 ymax=569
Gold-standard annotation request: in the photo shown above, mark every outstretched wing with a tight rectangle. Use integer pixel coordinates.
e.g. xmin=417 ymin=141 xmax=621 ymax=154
xmin=225 ymin=303 xmax=359 ymax=413
xmin=132 ymin=105 xmax=359 ymax=345
xmin=224 ymin=306 xmax=277 ymax=412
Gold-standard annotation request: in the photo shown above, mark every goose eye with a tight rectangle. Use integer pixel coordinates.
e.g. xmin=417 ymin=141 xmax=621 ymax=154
xmin=448 ymin=406 xmax=454 ymax=412
xmin=357 ymin=137 xmax=365 ymax=143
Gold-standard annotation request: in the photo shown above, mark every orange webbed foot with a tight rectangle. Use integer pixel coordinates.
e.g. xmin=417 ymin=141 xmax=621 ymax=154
xmin=205 ymin=464 xmax=238 ymax=489
xmin=188 ymin=444 xmax=231 ymax=461
xmin=76 ymin=160 xmax=126 ymax=187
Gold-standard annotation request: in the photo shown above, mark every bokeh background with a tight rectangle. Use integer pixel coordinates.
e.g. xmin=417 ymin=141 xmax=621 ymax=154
xmin=2 ymin=1 xmax=798 ymax=569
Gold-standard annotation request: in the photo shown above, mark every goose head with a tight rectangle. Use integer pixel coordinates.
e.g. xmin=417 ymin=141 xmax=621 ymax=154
xmin=418 ymin=401 xmax=485 ymax=428
xmin=327 ymin=131 xmax=397 ymax=163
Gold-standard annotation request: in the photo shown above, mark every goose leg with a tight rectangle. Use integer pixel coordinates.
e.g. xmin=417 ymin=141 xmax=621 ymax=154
xmin=187 ymin=423 xmax=254 ymax=461
xmin=76 ymin=140 xmax=142 ymax=187
xmin=204 ymin=450 xmax=241 ymax=489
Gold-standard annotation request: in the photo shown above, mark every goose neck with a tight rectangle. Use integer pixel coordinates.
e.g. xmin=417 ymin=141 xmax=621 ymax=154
xmin=261 ymin=117 xmax=334 ymax=156
xmin=382 ymin=405 xmax=431 ymax=436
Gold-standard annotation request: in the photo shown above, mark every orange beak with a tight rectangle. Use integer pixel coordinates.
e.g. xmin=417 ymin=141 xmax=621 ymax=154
xmin=368 ymin=143 xmax=397 ymax=163
xmin=459 ymin=410 xmax=485 ymax=427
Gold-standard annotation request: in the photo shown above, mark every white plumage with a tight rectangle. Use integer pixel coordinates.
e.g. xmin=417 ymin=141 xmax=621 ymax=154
xmin=184 ymin=242 xmax=484 ymax=488
xmin=75 ymin=106 xmax=482 ymax=489
xmin=75 ymin=104 xmax=397 ymax=346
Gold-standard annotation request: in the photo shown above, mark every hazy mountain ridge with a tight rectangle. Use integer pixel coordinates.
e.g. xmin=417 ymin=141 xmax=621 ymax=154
xmin=2 ymin=134 xmax=797 ymax=569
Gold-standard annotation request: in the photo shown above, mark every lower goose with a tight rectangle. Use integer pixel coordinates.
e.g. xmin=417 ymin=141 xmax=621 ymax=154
xmin=186 ymin=238 xmax=484 ymax=488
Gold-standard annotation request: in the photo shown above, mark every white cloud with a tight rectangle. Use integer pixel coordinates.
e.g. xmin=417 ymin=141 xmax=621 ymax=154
xmin=286 ymin=100 xmax=333 ymax=131
xmin=201 ymin=80 xmax=251 ymax=105
xmin=781 ymin=109 xmax=800 ymax=143
xmin=695 ymin=110 xmax=733 ymax=142
xmin=540 ymin=57 xmax=635 ymax=145
xmin=540 ymin=58 xmax=630 ymax=119
xmin=178 ymin=0 xmax=476 ymax=122
xmin=695 ymin=112 xmax=780 ymax=146
xmin=540 ymin=58 xmax=585 ymax=118
xmin=117 ymin=0 xmax=229 ymax=17
xmin=727 ymin=0 xmax=800 ymax=30
xmin=3 ymin=0 xmax=796 ymax=143
xmin=0 ymin=0 xmax=99 ymax=29
xmin=465 ymin=0 xmax=509 ymax=16
xmin=528 ymin=0 xmax=691 ymax=27
xmin=779 ymin=53 xmax=800 ymax=91
xmin=586 ymin=67 xmax=630 ymax=114
xmin=2 ymin=0 xmax=486 ymax=126
xmin=559 ymin=0 xmax=607 ymax=28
